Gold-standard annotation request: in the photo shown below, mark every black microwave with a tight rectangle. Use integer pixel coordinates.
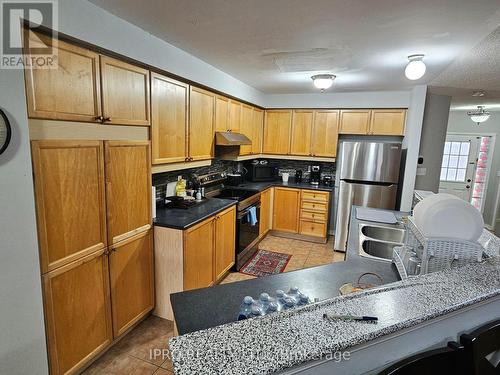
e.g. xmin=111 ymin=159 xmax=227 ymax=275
xmin=247 ymin=164 xmax=277 ymax=182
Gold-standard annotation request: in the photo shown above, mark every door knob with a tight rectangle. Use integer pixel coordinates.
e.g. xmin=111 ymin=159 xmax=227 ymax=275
xmin=466 ymin=185 xmax=471 ymax=189
xmin=467 ymin=179 xmax=472 ymax=183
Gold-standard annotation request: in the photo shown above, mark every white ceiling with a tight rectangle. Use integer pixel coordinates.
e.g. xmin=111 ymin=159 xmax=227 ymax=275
xmin=89 ymin=0 xmax=500 ymax=94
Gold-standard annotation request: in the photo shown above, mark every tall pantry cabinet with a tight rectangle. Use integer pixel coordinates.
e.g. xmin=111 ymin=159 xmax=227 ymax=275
xmin=31 ymin=140 xmax=153 ymax=375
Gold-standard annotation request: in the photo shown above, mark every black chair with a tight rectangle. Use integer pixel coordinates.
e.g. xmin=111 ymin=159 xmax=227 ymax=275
xmin=378 ymin=341 xmax=465 ymax=375
xmin=461 ymin=319 xmax=500 ymax=375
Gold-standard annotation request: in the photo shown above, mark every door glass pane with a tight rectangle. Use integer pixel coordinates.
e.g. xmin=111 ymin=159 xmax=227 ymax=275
xmin=460 ymin=142 xmax=470 ymax=156
xmin=456 ymin=169 xmax=466 ymax=181
xmin=442 ymin=155 xmax=449 ymax=167
xmin=450 ymin=142 xmax=461 ymax=155
xmin=446 ymin=168 xmax=457 ymax=180
xmin=449 ymin=155 xmax=459 ymax=168
xmin=440 ymin=168 xmax=447 ymax=180
xmin=458 ymin=155 xmax=468 ymax=169
xmin=444 ymin=142 xmax=451 ymax=154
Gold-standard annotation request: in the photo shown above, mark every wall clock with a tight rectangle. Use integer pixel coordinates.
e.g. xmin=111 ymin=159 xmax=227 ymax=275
xmin=0 ymin=109 xmax=11 ymax=155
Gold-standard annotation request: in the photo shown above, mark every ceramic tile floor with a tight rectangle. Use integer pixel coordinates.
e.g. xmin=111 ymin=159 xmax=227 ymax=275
xmin=220 ymin=234 xmax=345 ymax=284
xmin=84 ymin=235 xmax=344 ymax=374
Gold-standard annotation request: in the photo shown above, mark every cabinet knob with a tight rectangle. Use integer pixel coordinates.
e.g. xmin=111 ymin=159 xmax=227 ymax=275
xmin=95 ymin=115 xmax=104 ymax=122
xmin=103 ymin=117 xmax=111 ymax=122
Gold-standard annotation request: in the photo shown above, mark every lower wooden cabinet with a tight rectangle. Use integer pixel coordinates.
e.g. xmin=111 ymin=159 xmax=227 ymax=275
xmin=214 ymin=207 xmax=236 ymax=282
xmin=259 ymin=188 xmax=272 ymax=236
xmin=109 ymin=230 xmax=154 ymax=337
xmin=43 ymin=249 xmax=113 ymax=375
xmin=272 ymin=188 xmax=300 ymax=233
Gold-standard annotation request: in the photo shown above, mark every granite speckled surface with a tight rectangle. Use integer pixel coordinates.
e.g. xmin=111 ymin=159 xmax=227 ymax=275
xmin=169 ymin=257 xmax=500 ymax=375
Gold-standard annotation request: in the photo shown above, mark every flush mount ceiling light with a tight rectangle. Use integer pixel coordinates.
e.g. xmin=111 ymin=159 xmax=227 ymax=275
xmin=467 ymin=105 xmax=490 ymax=124
xmin=311 ymin=74 xmax=336 ymax=91
xmin=404 ymin=54 xmax=426 ymax=80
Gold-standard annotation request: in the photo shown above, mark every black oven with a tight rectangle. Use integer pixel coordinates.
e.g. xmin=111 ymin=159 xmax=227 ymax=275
xmin=235 ymin=200 xmax=261 ymax=270
xmin=247 ymin=164 xmax=276 ymax=182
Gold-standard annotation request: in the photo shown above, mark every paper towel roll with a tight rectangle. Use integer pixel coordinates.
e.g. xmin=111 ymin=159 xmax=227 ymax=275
xmin=413 ymin=194 xmax=484 ymax=241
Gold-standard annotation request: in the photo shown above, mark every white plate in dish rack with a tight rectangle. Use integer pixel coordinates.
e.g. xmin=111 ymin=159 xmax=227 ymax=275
xmin=356 ymin=207 xmax=398 ymax=224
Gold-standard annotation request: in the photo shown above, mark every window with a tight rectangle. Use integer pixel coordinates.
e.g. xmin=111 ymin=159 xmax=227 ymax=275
xmin=440 ymin=141 xmax=470 ymax=182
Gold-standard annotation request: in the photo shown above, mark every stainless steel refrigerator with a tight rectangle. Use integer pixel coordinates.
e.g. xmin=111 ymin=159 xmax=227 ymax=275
xmin=334 ymin=141 xmax=402 ymax=251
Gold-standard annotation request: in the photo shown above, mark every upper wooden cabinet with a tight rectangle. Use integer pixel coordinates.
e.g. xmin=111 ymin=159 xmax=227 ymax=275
xmin=272 ymin=187 xmax=300 ymax=233
xmin=311 ymin=110 xmax=339 ymax=157
xmin=31 ymin=140 xmax=107 ymax=273
xmin=290 ymin=110 xmax=314 ymax=156
xmin=227 ymin=99 xmax=241 ymax=132
xmin=215 ymin=95 xmax=229 ymax=132
xmin=43 ymin=249 xmax=112 ymax=375
xmin=24 ymin=30 xmax=102 ymax=123
xmin=263 ymin=110 xmax=292 ymax=154
xmin=339 ymin=110 xmax=371 ymax=134
xmin=252 ymin=108 xmax=264 ymax=154
xmin=370 ymin=109 xmax=406 ymax=135
xmin=104 ymin=141 xmax=151 ymax=245
xmin=239 ymin=104 xmax=254 ymax=155
xmin=214 ymin=207 xmax=236 ymax=282
xmin=109 ymin=230 xmax=154 ymax=337
xmin=100 ymin=56 xmax=150 ymax=126
xmin=151 ymin=73 xmax=188 ymax=164
xmin=189 ymin=87 xmax=215 ymax=161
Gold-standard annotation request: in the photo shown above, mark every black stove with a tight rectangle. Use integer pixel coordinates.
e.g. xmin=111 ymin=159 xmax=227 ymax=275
xmin=214 ymin=188 xmax=258 ymax=202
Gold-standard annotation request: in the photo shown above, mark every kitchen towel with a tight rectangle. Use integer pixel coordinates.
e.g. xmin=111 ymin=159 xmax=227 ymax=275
xmin=248 ymin=206 xmax=258 ymax=226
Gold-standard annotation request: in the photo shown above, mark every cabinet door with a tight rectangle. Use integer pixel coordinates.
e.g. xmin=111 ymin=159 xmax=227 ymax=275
xmin=311 ymin=110 xmax=339 ymax=157
xmin=151 ymin=73 xmax=188 ymax=164
xmin=214 ymin=207 xmax=236 ymax=282
xmin=183 ymin=218 xmax=215 ymax=290
xmin=189 ymin=86 xmax=215 ymax=161
xmin=228 ymin=99 xmax=241 ymax=132
xmin=105 ymin=141 xmax=151 ymax=245
xmin=290 ymin=110 xmax=313 ymax=156
xmin=272 ymin=188 xmax=300 ymax=233
xmin=263 ymin=110 xmax=292 ymax=154
xmin=370 ymin=109 xmax=406 ymax=135
xmin=252 ymin=108 xmax=264 ymax=154
xmin=24 ymin=30 xmax=102 ymax=122
xmin=109 ymin=230 xmax=154 ymax=337
xmin=100 ymin=56 xmax=150 ymax=126
xmin=339 ymin=110 xmax=370 ymax=134
xmin=215 ymin=95 xmax=229 ymax=132
xmin=43 ymin=249 xmax=112 ymax=375
xmin=31 ymin=140 xmax=107 ymax=273
xmin=239 ymin=104 xmax=254 ymax=155
xmin=259 ymin=188 xmax=272 ymax=236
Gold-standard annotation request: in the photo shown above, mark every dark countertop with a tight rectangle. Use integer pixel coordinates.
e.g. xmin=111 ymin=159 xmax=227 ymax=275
xmin=231 ymin=179 xmax=334 ymax=192
xmin=154 ymin=198 xmax=237 ymax=230
xmin=170 ymin=206 xmax=401 ymax=335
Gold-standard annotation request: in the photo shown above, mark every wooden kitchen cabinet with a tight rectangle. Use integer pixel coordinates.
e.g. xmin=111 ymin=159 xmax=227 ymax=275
xmin=290 ymin=110 xmax=314 ymax=156
xmin=263 ymin=110 xmax=292 ymax=154
xmin=215 ymin=95 xmax=229 ymax=132
xmin=183 ymin=217 xmax=215 ymax=290
xmin=151 ymin=73 xmax=188 ymax=164
xmin=31 ymin=140 xmax=107 ymax=273
xmin=311 ymin=110 xmax=339 ymax=157
xmin=370 ymin=109 xmax=406 ymax=135
xmin=299 ymin=190 xmax=330 ymax=239
xmin=252 ymin=108 xmax=264 ymax=154
xmin=260 ymin=188 xmax=272 ymax=236
xmin=109 ymin=230 xmax=154 ymax=337
xmin=189 ymin=86 xmax=215 ymax=161
xmin=227 ymin=99 xmax=241 ymax=132
xmin=104 ymin=141 xmax=151 ymax=245
xmin=272 ymin=187 xmax=300 ymax=233
xmin=339 ymin=110 xmax=371 ymax=134
xmin=43 ymin=249 xmax=113 ymax=375
xmin=24 ymin=30 xmax=102 ymax=123
xmin=239 ymin=104 xmax=254 ymax=155
xmin=214 ymin=207 xmax=236 ymax=282
xmin=100 ymin=56 xmax=150 ymax=126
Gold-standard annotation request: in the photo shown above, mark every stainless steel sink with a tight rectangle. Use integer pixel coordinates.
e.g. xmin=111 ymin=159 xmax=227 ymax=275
xmin=361 ymin=240 xmax=401 ymax=260
xmin=361 ymin=226 xmax=405 ymax=243
xmin=358 ymin=223 xmax=406 ymax=262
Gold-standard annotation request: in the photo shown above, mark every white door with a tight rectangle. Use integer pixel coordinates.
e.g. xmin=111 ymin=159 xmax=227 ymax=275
xmin=439 ymin=135 xmax=479 ymax=201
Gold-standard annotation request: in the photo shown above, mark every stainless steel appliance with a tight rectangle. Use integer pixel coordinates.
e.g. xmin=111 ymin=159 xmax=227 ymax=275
xmin=193 ymin=172 xmax=261 ymax=270
xmin=295 ymin=170 xmax=303 ymax=182
xmin=246 ymin=163 xmax=276 ymax=182
xmin=310 ymin=165 xmax=321 ymax=185
xmin=226 ymin=173 xmax=244 ymax=186
xmin=334 ymin=141 xmax=402 ymax=251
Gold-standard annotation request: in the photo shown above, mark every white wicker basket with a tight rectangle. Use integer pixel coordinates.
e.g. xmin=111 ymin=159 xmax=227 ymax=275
xmin=393 ymin=216 xmax=499 ymax=279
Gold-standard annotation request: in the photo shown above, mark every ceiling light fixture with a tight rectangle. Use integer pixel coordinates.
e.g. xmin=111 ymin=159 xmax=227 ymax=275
xmin=404 ymin=54 xmax=426 ymax=80
xmin=467 ymin=106 xmax=490 ymax=124
xmin=311 ymin=74 xmax=336 ymax=92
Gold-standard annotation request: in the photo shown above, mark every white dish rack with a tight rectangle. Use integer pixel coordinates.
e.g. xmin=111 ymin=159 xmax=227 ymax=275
xmin=393 ymin=216 xmax=499 ymax=280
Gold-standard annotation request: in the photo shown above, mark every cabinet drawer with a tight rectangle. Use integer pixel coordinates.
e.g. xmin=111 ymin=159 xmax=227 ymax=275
xmin=301 ymin=201 xmax=327 ymax=212
xmin=300 ymin=210 xmax=327 ymax=222
xmin=301 ymin=190 xmax=329 ymax=202
xmin=299 ymin=220 xmax=327 ymax=238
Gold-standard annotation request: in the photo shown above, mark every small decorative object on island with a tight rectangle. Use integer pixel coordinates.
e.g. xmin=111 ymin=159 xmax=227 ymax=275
xmin=0 ymin=109 xmax=12 ymax=156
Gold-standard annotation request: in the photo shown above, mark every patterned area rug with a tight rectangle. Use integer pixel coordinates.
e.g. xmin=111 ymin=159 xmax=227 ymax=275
xmin=240 ymin=249 xmax=291 ymax=277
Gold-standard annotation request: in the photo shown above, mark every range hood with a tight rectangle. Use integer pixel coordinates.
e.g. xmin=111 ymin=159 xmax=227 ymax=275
xmin=215 ymin=131 xmax=251 ymax=146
